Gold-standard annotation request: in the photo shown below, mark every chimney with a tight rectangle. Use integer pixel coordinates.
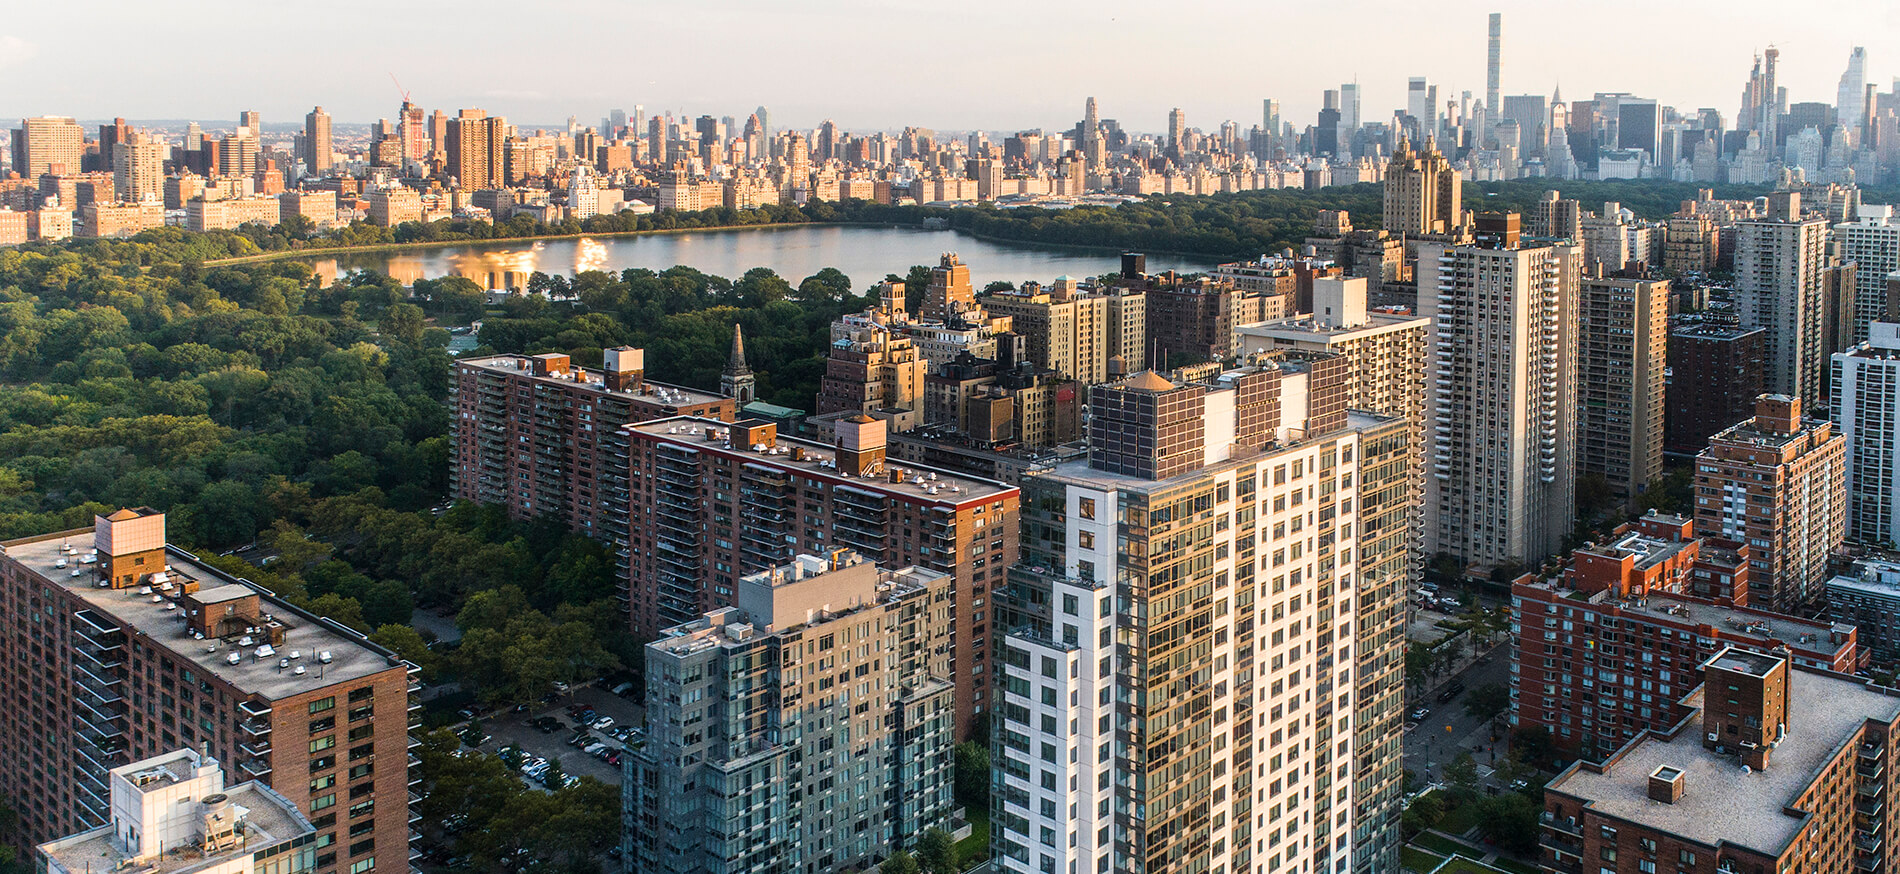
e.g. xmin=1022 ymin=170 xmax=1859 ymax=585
xmin=602 ymin=346 xmax=644 ymax=392
xmin=1647 ymin=766 xmax=1684 ymax=803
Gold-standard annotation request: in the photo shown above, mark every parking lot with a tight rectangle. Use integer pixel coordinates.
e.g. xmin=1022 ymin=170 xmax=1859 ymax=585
xmin=459 ymin=684 xmax=646 ymax=788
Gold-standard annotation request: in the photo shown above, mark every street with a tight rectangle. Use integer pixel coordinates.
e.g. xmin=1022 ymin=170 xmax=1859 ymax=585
xmin=1401 ymin=640 xmax=1513 ymax=785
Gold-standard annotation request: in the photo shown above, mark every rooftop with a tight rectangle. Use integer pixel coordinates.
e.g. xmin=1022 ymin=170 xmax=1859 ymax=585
xmin=624 ymin=416 xmax=1017 ymax=506
xmin=1828 ymin=559 xmax=1900 ymax=599
xmin=1579 ymin=528 xmax=1693 ymax=572
xmin=459 ymin=354 xmax=725 ymax=407
xmin=1549 ymin=667 xmax=1900 ymax=855
xmin=1518 ymin=582 xmax=1850 ymax=653
xmin=1039 ymin=409 xmax=1396 ymax=494
xmin=1235 ymin=310 xmax=1430 ymax=345
xmin=3 ymin=532 xmax=410 ymax=701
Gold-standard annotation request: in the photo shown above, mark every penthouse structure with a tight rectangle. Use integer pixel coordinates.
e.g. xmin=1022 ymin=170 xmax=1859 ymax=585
xmin=623 ymin=415 xmax=1018 ymax=738
xmin=1692 ymin=395 xmax=1847 ymax=612
xmin=625 ymin=552 xmax=955 ymax=874
xmin=1665 ymin=320 xmax=1765 ymax=455
xmin=1511 ymin=513 xmax=1858 ymax=761
xmin=1540 ymin=649 xmax=1900 ymax=874
xmin=37 ymin=748 xmax=317 ymax=874
xmin=0 ymin=509 xmax=418 ymax=874
xmin=450 ymin=348 xmax=734 ymax=534
xmin=992 ymin=357 xmax=1416 ymax=874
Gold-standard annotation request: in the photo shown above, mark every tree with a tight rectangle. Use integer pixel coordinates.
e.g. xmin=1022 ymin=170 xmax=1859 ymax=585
xmin=1462 ymin=682 xmax=1511 ymax=723
xmin=1511 ymin=725 xmax=1559 ymax=769
xmin=370 ymin=623 xmax=441 ymax=681
xmin=1575 ymin=472 xmax=1615 ymax=519
xmin=954 ymin=741 xmax=990 ymax=809
xmin=880 ymin=851 xmax=920 ymax=874
xmin=917 ymin=828 xmax=957 ymax=874
xmin=1400 ymin=792 xmax=1443 ymax=839
xmin=1473 ymin=792 xmax=1540 ymax=854
xmin=1444 ymin=752 xmax=1480 ymax=803
xmin=380 ymin=302 xmax=427 ymax=347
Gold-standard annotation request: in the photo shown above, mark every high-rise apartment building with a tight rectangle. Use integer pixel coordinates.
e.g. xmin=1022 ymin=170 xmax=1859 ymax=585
xmin=992 ymin=359 xmax=1414 ymax=874
xmin=12 ymin=116 xmax=85 ymax=179
xmin=978 ymin=277 xmax=1144 ymax=385
xmin=1541 ymin=648 xmax=1899 ymax=874
xmin=1484 ymin=13 xmax=1502 ymax=148
xmin=1382 ymin=137 xmax=1462 ymax=238
xmin=37 ymin=748 xmax=317 ymax=874
xmin=446 ymin=109 xmax=508 ymax=190
xmin=1735 ymin=193 xmax=1833 ymax=409
xmin=450 ymin=349 xmax=734 ymax=534
xmin=111 ymin=136 xmax=164 ymax=204
xmin=1838 ymin=206 xmax=1900 ymax=342
xmin=1693 ymin=394 xmax=1847 ymax=611
xmin=303 ymin=106 xmax=333 ymax=177
xmin=1665 ymin=320 xmax=1766 ymax=455
xmin=1662 ymin=215 xmax=1721 ymax=275
xmin=625 ymin=551 xmax=955 ymax=874
xmin=0 ymin=509 xmax=416 ymax=874
xmin=921 ymin=253 xmax=976 ymax=322
xmin=1826 ymin=558 xmax=1900 ymax=663
xmin=1509 ymin=512 xmax=1856 ymax=760
xmin=622 ymin=415 xmax=1017 ymax=738
xmin=1577 ymin=270 xmax=1668 ymax=505
xmin=1832 ymin=322 xmax=1900 ymax=546
xmin=1525 ymin=190 xmax=1581 ymax=241
xmin=818 ymin=295 xmax=928 ymax=429
xmin=1142 ymin=274 xmax=1272 ymax=364
xmin=1419 ymin=219 xmax=1582 ymax=568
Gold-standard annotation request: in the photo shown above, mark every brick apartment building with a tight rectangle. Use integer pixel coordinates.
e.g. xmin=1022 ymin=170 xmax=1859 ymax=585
xmin=1541 ymin=648 xmax=1899 ymax=874
xmin=0 ymin=508 xmax=417 ymax=874
xmin=1665 ymin=320 xmax=1765 ymax=456
xmin=1512 ymin=512 xmax=1859 ymax=761
xmin=622 ymin=414 xmax=1018 ymax=738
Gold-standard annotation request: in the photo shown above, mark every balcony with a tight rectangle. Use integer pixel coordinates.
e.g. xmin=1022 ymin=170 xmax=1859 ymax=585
xmin=239 ymin=699 xmax=273 ymax=718
xmin=240 ymin=757 xmax=272 ymax=779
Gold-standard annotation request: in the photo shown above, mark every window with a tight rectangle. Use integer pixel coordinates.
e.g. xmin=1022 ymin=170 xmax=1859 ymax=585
xmin=310 ymin=735 xmax=336 ymax=754
xmin=1077 ymin=531 xmax=1094 ymax=550
xmin=308 ymin=697 xmax=336 ymax=715
xmin=311 ymin=793 xmax=336 ymax=812
xmin=348 ymin=859 xmax=375 ymax=874
xmin=310 ymin=775 xmax=336 ymax=793
xmin=1078 ymin=498 xmax=1096 ymax=520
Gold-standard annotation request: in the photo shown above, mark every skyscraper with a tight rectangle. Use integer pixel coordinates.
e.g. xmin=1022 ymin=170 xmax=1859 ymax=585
xmin=1577 ymin=270 xmax=1669 ymax=506
xmin=111 ymin=135 xmax=164 ymax=204
xmin=1382 ymin=137 xmax=1462 ymax=237
xmin=1406 ymin=77 xmax=1438 ymax=141
xmin=446 ymin=108 xmax=508 ymax=190
xmin=1834 ymin=322 xmax=1900 ymax=546
xmin=303 ymin=106 xmax=333 ymax=176
xmin=1420 ymin=215 xmax=1583 ymax=567
xmin=992 ymin=358 xmax=1414 ymax=874
xmin=1838 ymin=46 xmax=1869 ymax=132
xmin=1694 ymin=395 xmax=1847 ymax=611
xmin=1735 ymin=192 xmax=1832 ymax=409
xmin=398 ymin=101 xmax=428 ymax=164
xmin=1166 ymin=107 xmax=1186 ymax=159
xmin=1485 ymin=12 xmax=1501 ymax=148
xmin=1837 ymin=206 xmax=1900 ymax=342
xmin=1260 ymin=98 xmax=1282 ymax=158
xmin=10 ymin=116 xmax=84 ymax=178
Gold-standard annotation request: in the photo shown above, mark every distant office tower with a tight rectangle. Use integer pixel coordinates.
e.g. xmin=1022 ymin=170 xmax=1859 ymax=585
xmin=1839 ymin=46 xmax=1869 ymax=132
xmin=1339 ymin=81 xmax=1361 ymax=140
xmin=1261 ymin=98 xmax=1281 ymax=156
xmin=1577 ymin=270 xmax=1668 ymax=505
xmin=1833 ymin=322 xmax=1900 ymax=546
xmin=303 ymin=106 xmax=332 ymax=176
xmin=1666 ymin=321 xmax=1765 ymax=454
xmin=1615 ymin=97 xmax=1661 ymax=158
xmin=1406 ymin=77 xmax=1438 ymax=140
xmin=446 ymin=109 xmax=508 ymax=189
xmin=754 ymin=105 xmax=771 ymax=149
xmin=1485 ymin=13 xmax=1501 ymax=147
xmin=239 ymin=110 xmax=260 ymax=134
xmin=397 ymin=101 xmax=428 ymax=163
xmin=1317 ymin=91 xmax=1342 ymax=156
xmin=450 ymin=349 xmax=733 ymax=533
xmin=1499 ymin=94 xmax=1546 ymax=156
xmin=1382 ymin=137 xmax=1462 ymax=236
xmin=1525 ymin=190 xmax=1582 ymax=240
xmin=1511 ymin=514 xmax=1856 ymax=759
xmin=1166 ymin=107 xmax=1186 ymax=158
xmin=1694 ymin=394 xmax=1846 ymax=611
xmin=992 ymin=359 xmax=1414 ymax=874
xmin=36 ymin=748 xmax=317 ymax=874
xmin=1839 ymin=206 xmax=1900 ymax=341
xmin=1419 ymin=215 xmax=1582 ymax=568
xmin=623 ymin=415 xmax=1017 ymax=739
xmin=11 ymin=116 xmax=84 ymax=178
xmin=1545 ymin=90 xmax=1577 ymax=178
xmin=0 ymin=508 xmax=416 ymax=873
xmin=1541 ymin=648 xmax=1900 ymax=874
xmin=625 ymin=552 xmax=956 ymax=873
xmin=1735 ymin=193 xmax=1833 ymax=409
xmin=111 ymin=135 xmax=164 ymax=204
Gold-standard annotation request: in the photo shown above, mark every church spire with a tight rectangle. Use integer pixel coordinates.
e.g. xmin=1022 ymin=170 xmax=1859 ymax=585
xmin=721 ymin=323 xmax=755 ymax=405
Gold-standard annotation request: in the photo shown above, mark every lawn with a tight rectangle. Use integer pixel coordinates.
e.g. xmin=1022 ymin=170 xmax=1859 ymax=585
xmin=956 ymin=805 xmax=990 ymax=868
xmin=1401 ymin=846 xmax=1446 ymax=873
xmin=1430 ymin=795 xmax=1481 ymax=836
xmin=1434 ymin=859 xmax=1516 ymax=874
xmin=1414 ymin=832 xmax=1467 ymax=858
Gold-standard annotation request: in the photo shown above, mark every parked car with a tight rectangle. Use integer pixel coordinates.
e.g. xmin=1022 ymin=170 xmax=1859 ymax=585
xmin=590 ymin=716 xmax=616 ymax=731
xmin=582 ymin=742 xmax=607 ymax=756
xmin=531 ymin=716 xmax=562 ymax=734
xmin=1437 ymin=681 xmax=1466 ymax=702
xmin=1408 ymin=706 xmax=1430 ymax=722
xmin=612 ymin=681 xmax=637 ymax=697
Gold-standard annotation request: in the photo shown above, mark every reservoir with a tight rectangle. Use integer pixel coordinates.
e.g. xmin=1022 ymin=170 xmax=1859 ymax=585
xmin=310 ymin=224 xmax=1211 ymax=291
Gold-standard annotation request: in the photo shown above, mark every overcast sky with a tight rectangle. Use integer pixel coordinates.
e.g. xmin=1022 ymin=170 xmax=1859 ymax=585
xmin=2 ymin=0 xmax=1893 ymax=135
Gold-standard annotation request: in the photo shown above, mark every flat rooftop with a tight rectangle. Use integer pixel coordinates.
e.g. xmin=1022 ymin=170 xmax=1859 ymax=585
xmin=1580 ymin=529 xmax=1694 ymax=572
xmin=624 ymin=417 xmax=1017 ymax=506
xmin=1035 ymin=409 xmax=1396 ymax=494
xmin=1518 ymin=581 xmax=1848 ymax=653
xmin=1829 ymin=560 xmax=1900 ymax=599
xmin=459 ymin=354 xmax=726 ymax=406
xmin=1235 ymin=311 xmax=1430 ymax=344
xmin=4 ymin=532 xmax=410 ymax=702
xmin=1708 ymin=648 xmax=1784 ymax=678
xmin=1549 ymin=668 xmax=1900 ymax=856
xmin=39 ymin=781 xmax=311 ymax=874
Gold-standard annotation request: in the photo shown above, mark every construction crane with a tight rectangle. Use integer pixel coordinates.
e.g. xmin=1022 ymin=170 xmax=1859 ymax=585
xmin=389 ymin=73 xmax=411 ymax=106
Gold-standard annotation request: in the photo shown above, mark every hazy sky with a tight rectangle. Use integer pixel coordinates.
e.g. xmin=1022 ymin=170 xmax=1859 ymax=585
xmin=2 ymin=0 xmax=1894 ymax=135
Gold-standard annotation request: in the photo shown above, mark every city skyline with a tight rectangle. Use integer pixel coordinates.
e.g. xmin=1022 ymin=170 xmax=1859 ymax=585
xmin=0 ymin=1 xmax=1891 ymax=134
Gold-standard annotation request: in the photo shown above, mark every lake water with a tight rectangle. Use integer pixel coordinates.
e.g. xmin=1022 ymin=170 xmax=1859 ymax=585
xmin=310 ymin=224 xmax=1209 ymax=291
